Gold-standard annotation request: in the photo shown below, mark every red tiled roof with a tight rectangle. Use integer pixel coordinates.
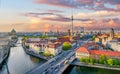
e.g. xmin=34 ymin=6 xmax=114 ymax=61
xmin=89 ymin=50 xmax=120 ymax=57
xmin=49 ymin=42 xmax=62 ymax=48
xmin=98 ymin=34 xmax=110 ymax=37
xmin=73 ymin=36 xmax=80 ymax=40
xmin=57 ymin=37 xmax=71 ymax=43
xmin=76 ymin=47 xmax=89 ymax=53
xmin=81 ymin=42 xmax=96 ymax=48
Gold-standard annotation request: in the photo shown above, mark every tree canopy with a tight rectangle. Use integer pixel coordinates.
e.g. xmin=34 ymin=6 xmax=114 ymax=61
xmin=62 ymin=42 xmax=72 ymax=50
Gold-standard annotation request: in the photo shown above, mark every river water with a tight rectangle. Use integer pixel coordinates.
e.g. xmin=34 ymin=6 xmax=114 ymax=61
xmin=69 ymin=66 xmax=120 ymax=74
xmin=0 ymin=38 xmax=46 ymax=74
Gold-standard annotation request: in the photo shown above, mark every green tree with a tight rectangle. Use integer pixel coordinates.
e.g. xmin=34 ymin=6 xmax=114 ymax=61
xmin=90 ymin=58 xmax=94 ymax=64
xmin=80 ymin=58 xmax=85 ymax=62
xmin=85 ymin=58 xmax=90 ymax=63
xmin=26 ymin=45 xmax=29 ymax=49
xmin=41 ymin=35 xmax=46 ymax=38
xmin=43 ymin=53 xmax=49 ymax=56
xmin=99 ymin=55 xmax=107 ymax=64
xmin=62 ymin=42 xmax=72 ymax=50
xmin=113 ymin=59 xmax=119 ymax=66
xmin=92 ymin=36 xmax=97 ymax=40
xmin=118 ymin=60 xmax=120 ymax=66
xmin=107 ymin=58 xmax=114 ymax=66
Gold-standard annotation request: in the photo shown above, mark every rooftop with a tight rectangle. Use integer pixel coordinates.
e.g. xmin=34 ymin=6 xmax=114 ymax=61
xmin=76 ymin=47 xmax=89 ymax=53
xmin=81 ymin=42 xmax=96 ymax=48
xmin=89 ymin=50 xmax=120 ymax=57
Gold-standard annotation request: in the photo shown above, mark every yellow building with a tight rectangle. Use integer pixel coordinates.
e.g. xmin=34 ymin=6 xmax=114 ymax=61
xmin=44 ymin=42 xmax=62 ymax=56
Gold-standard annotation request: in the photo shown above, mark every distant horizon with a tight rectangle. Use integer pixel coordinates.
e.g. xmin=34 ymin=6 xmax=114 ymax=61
xmin=0 ymin=28 xmax=120 ymax=33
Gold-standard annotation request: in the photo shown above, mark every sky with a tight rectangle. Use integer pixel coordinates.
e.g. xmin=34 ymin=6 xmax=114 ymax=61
xmin=0 ymin=0 xmax=120 ymax=32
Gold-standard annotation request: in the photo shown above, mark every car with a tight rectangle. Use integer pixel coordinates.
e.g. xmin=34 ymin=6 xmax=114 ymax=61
xmin=43 ymin=70 xmax=48 ymax=74
xmin=51 ymin=66 xmax=54 ymax=69
xmin=54 ymin=68 xmax=59 ymax=72
xmin=64 ymin=60 xmax=68 ymax=65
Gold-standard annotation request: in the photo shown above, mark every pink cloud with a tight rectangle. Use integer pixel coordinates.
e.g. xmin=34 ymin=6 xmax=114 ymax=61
xmin=35 ymin=0 xmax=120 ymax=12
xmin=35 ymin=0 xmax=77 ymax=8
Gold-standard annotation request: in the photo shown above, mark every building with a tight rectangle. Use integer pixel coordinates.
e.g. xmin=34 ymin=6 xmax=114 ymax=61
xmin=95 ymin=37 xmax=102 ymax=43
xmin=95 ymin=28 xmax=120 ymax=45
xmin=80 ymin=27 xmax=84 ymax=33
xmin=76 ymin=47 xmax=89 ymax=58
xmin=95 ymin=33 xmax=110 ymax=44
xmin=89 ymin=50 xmax=120 ymax=59
xmin=57 ymin=37 xmax=77 ymax=47
xmin=25 ymin=38 xmax=62 ymax=55
xmin=110 ymin=28 xmax=114 ymax=39
xmin=68 ymin=29 xmax=71 ymax=37
xmin=81 ymin=42 xmax=103 ymax=50
xmin=44 ymin=42 xmax=62 ymax=56
xmin=76 ymin=42 xmax=103 ymax=59
xmin=29 ymin=43 xmax=43 ymax=53
xmin=9 ymin=29 xmax=17 ymax=40
xmin=106 ymin=39 xmax=120 ymax=51
xmin=76 ymin=42 xmax=120 ymax=60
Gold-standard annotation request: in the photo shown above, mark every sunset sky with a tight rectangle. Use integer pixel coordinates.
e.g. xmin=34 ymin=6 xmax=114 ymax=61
xmin=0 ymin=0 xmax=120 ymax=32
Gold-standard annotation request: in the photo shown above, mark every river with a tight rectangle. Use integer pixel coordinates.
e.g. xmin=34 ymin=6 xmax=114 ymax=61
xmin=69 ymin=66 xmax=120 ymax=74
xmin=0 ymin=38 xmax=46 ymax=74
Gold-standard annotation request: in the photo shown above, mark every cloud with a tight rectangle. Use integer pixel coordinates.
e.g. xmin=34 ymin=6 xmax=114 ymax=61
xmin=44 ymin=9 xmax=64 ymax=13
xmin=23 ymin=11 xmax=95 ymax=22
xmin=37 ymin=9 xmax=64 ymax=13
xmin=77 ymin=11 xmax=120 ymax=19
xmin=34 ymin=0 xmax=120 ymax=12
xmin=22 ymin=12 xmax=55 ymax=17
xmin=35 ymin=0 xmax=78 ymax=8
xmin=42 ymin=16 xmax=71 ymax=22
xmin=106 ymin=0 xmax=120 ymax=5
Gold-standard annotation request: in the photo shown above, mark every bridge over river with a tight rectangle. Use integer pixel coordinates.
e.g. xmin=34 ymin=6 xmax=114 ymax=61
xmin=26 ymin=45 xmax=79 ymax=74
xmin=26 ymin=39 xmax=91 ymax=74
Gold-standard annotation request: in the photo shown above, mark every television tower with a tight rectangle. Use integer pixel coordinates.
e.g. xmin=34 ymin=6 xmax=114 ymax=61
xmin=71 ymin=11 xmax=73 ymax=36
xmin=71 ymin=0 xmax=74 ymax=37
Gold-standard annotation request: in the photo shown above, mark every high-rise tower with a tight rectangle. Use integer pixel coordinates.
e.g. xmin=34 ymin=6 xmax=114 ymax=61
xmin=68 ymin=29 xmax=71 ymax=37
xmin=110 ymin=28 xmax=114 ymax=39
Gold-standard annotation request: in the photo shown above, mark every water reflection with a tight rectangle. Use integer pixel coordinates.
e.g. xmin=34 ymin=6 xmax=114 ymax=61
xmin=0 ymin=64 xmax=8 ymax=74
xmin=0 ymin=38 xmax=46 ymax=74
xmin=69 ymin=66 xmax=120 ymax=74
xmin=30 ymin=56 xmax=46 ymax=63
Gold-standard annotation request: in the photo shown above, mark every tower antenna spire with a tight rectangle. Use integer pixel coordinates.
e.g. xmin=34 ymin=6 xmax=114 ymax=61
xmin=71 ymin=0 xmax=73 ymax=37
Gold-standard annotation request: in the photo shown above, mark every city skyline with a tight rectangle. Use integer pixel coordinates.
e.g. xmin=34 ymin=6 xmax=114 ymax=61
xmin=0 ymin=0 xmax=120 ymax=32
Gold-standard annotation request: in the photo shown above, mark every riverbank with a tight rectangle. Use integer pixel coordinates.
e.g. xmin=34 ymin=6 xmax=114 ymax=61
xmin=69 ymin=66 xmax=120 ymax=74
xmin=0 ymin=45 xmax=10 ymax=69
xmin=0 ymin=38 xmax=18 ymax=69
xmin=71 ymin=59 xmax=120 ymax=71
xmin=0 ymin=38 xmax=45 ymax=74
xmin=22 ymin=42 xmax=48 ymax=61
